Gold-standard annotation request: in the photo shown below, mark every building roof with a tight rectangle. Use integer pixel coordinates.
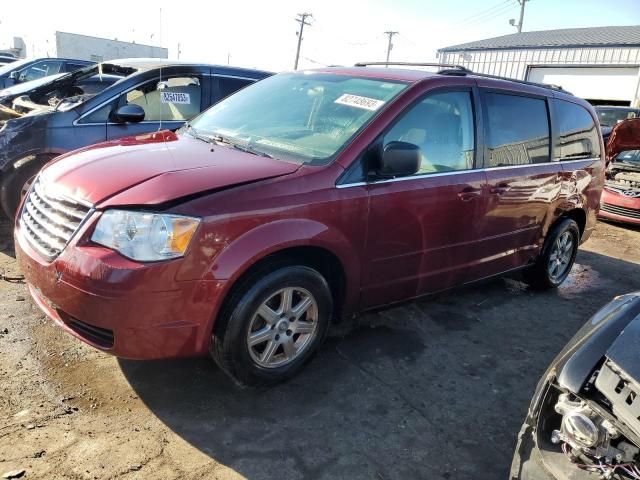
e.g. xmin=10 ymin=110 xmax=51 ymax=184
xmin=439 ymin=25 xmax=640 ymax=52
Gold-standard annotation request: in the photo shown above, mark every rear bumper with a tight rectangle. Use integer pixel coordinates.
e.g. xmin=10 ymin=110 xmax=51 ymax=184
xmin=15 ymin=224 xmax=226 ymax=359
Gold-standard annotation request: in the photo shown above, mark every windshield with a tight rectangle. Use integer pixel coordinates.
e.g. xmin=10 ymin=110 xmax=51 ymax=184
xmin=0 ymin=58 xmax=34 ymax=76
xmin=187 ymin=72 xmax=408 ymax=165
xmin=597 ymin=108 xmax=639 ymax=128
xmin=617 ymin=150 xmax=640 ymax=163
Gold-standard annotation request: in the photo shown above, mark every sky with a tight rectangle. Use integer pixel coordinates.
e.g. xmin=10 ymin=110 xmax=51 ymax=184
xmin=1 ymin=0 xmax=639 ymax=71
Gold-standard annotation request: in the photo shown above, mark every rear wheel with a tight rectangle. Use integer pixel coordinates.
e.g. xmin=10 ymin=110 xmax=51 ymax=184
xmin=523 ymin=218 xmax=580 ymax=290
xmin=1 ymin=156 xmax=52 ymax=219
xmin=210 ymin=265 xmax=332 ymax=386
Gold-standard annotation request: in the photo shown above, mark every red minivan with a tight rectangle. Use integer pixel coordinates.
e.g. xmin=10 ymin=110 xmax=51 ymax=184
xmin=15 ymin=64 xmax=620 ymax=385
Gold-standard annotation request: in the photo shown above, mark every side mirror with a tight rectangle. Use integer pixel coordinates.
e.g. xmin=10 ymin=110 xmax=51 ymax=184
xmin=376 ymin=141 xmax=421 ymax=178
xmin=112 ymin=104 xmax=145 ymax=124
xmin=606 ymin=118 xmax=640 ymax=162
xmin=9 ymin=71 xmax=19 ymax=80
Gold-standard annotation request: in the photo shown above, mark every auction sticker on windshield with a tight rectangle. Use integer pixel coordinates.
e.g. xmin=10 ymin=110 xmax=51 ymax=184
xmin=161 ymin=92 xmax=191 ymax=104
xmin=335 ymin=94 xmax=385 ymax=111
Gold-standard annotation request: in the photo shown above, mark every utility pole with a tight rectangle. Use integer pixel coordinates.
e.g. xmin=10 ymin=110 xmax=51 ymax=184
xmin=510 ymin=0 xmax=528 ymax=33
xmin=294 ymin=12 xmax=313 ymax=70
xmin=384 ymin=31 xmax=398 ymax=66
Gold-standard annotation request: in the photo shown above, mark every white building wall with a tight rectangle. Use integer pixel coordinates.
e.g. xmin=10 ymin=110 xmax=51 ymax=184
xmin=439 ymin=46 xmax=640 ymax=80
xmin=55 ymin=32 xmax=168 ymax=62
xmin=439 ymin=46 xmax=640 ymax=105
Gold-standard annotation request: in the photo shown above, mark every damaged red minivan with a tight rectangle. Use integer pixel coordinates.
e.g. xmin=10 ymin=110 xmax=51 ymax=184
xmin=15 ymin=64 xmax=629 ymax=385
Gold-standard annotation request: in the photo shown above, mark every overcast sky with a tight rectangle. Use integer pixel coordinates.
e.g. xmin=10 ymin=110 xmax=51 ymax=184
xmin=1 ymin=0 xmax=639 ymax=71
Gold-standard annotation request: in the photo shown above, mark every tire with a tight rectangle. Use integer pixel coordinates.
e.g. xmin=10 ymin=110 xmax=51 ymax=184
xmin=523 ymin=218 xmax=580 ymax=290
xmin=1 ymin=157 xmax=51 ymax=220
xmin=210 ymin=264 xmax=333 ymax=386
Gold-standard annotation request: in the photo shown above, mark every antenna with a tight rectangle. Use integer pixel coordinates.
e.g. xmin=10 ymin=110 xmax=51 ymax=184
xmin=158 ymin=7 xmax=163 ymax=132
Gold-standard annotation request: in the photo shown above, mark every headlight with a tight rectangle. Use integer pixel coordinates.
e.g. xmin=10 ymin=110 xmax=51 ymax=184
xmin=91 ymin=210 xmax=200 ymax=262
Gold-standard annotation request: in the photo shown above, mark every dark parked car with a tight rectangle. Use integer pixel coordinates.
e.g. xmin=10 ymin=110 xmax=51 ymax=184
xmin=0 ymin=59 xmax=272 ymax=217
xmin=511 ymin=293 xmax=640 ymax=479
xmin=599 ymin=119 xmax=640 ymax=226
xmin=15 ymin=63 xmax=617 ymax=386
xmin=0 ymin=57 xmax=94 ymax=88
xmin=0 ymin=54 xmax=18 ymax=66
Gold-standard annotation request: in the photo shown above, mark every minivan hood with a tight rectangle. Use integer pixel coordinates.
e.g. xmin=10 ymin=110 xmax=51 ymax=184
xmin=40 ymin=131 xmax=300 ymax=207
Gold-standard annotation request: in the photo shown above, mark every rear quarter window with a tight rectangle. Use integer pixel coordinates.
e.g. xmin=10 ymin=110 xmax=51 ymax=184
xmin=554 ymin=100 xmax=601 ymax=160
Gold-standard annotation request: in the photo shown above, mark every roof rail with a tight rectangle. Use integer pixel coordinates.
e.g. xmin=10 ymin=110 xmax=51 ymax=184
xmin=354 ymin=61 xmax=572 ymax=94
xmin=354 ymin=61 xmax=471 ymax=74
xmin=459 ymin=71 xmax=572 ymax=94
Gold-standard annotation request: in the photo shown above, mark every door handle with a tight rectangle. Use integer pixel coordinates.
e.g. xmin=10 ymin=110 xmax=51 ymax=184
xmin=457 ymin=187 xmax=482 ymax=202
xmin=490 ymin=183 xmax=510 ymax=195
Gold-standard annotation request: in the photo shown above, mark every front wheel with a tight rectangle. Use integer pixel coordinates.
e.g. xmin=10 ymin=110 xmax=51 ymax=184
xmin=523 ymin=218 xmax=580 ymax=290
xmin=210 ymin=265 xmax=333 ymax=386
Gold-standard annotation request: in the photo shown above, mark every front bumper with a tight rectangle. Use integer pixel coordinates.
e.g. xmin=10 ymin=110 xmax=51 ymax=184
xmin=15 ymin=221 xmax=226 ymax=359
xmin=598 ymin=189 xmax=640 ymax=225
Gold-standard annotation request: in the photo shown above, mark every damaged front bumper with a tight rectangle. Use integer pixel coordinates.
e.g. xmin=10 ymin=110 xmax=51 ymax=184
xmin=511 ymin=294 xmax=640 ymax=479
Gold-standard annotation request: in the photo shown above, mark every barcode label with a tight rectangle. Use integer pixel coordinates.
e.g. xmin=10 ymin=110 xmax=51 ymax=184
xmin=334 ymin=94 xmax=385 ymax=111
xmin=161 ymin=92 xmax=191 ymax=104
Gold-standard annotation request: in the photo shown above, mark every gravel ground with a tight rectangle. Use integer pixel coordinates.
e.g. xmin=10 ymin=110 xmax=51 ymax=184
xmin=0 ymin=218 xmax=639 ymax=480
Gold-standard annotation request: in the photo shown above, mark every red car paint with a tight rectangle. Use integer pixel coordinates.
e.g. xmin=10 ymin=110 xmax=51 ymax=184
xmin=599 ymin=187 xmax=640 ymax=225
xmin=15 ymin=67 xmax=612 ymax=359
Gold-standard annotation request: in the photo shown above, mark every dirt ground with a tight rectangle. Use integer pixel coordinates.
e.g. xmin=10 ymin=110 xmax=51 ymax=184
xmin=1 ymin=218 xmax=639 ymax=480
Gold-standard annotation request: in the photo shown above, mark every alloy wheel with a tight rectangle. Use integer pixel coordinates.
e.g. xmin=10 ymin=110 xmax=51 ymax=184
xmin=247 ymin=287 xmax=319 ymax=368
xmin=548 ymin=231 xmax=574 ymax=281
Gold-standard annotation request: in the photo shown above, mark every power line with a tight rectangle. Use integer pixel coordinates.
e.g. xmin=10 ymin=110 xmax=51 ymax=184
xmin=460 ymin=0 xmax=513 ymax=23
xmin=294 ymin=12 xmax=313 ymax=70
xmin=384 ymin=31 xmax=399 ymax=65
xmin=461 ymin=1 xmax=518 ymax=26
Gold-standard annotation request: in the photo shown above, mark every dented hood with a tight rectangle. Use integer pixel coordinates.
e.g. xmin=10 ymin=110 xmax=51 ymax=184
xmin=40 ymin=130 xmax=300 ymax=207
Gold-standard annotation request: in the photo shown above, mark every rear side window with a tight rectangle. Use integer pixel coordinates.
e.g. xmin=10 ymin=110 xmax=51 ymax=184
xmin=484 ymin=93 xmax=550 ymax=167
xmin=217 ymin=76 xmax=254 ymax=100
xmin=554 ymin=100 xmax=601 ymax=160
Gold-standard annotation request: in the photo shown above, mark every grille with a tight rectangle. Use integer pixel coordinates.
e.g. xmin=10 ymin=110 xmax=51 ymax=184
xmin=601 ymin=202 xmax=640 ymax=220
xmin=20 ymin=179 xmax=93 ymax=259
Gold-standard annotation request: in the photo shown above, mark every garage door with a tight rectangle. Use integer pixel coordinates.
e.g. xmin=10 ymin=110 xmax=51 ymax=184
xmin=527 ymin=66 xmax=639 ymax=104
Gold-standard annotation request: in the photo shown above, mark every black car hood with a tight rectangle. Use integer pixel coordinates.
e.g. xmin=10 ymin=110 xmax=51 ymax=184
xmin=605 ymin=314 xmax=640 ymax=379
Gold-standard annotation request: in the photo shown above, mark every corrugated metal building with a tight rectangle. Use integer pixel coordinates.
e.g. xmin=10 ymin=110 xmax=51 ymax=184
xmin=438 ymin=25 xmax=640 ymax=106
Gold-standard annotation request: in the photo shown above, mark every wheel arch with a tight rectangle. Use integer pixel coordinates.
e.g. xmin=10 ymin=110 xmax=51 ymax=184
xmin=560 ymin=208 xmax=587 ymax=237
xmin=204 ymin=219 xmax=362 ymax=339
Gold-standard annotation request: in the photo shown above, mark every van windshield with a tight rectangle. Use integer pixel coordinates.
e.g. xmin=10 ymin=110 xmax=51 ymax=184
xmin=186 ymin=73 xmax=408 ymax=165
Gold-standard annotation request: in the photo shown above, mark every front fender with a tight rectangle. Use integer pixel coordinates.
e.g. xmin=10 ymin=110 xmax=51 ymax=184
xmin=205 ymin=218 xmax=362 ymax=314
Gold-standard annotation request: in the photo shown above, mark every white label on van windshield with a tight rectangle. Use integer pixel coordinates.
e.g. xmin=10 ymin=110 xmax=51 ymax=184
xmin=335 ymin=94 xmax=384 ymax=111
xmin=161 ymin=92 xmax=191 ymax=104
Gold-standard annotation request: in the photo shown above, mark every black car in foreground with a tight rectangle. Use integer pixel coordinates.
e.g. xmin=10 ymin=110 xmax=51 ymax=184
xmin=0 ymin=58 xmax=272 ymax=218
xmin=0 ymin=57 xmax=94 ymax=88
xmin=511 ymin=293 xmax=640 ymax=479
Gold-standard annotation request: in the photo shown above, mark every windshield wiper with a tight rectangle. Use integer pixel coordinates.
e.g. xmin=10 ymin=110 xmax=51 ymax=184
xmin=210 ymin=133 xmax=273 ymax=158
xmin=184 ymin=124 xmax=216 ymax=145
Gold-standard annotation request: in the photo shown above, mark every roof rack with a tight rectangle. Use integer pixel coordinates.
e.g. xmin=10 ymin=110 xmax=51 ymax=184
xmin=354 ymin=62 xmax=471 ymax=74
xmin=458 ymin=71 xmax=571 ymax=94
xmin=354 ymin=61 xmax=571 ymax=94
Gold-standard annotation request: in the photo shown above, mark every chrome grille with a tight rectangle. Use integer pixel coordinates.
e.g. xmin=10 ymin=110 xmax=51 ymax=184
xmin=20 ymin=179 xmax=93 ymax=259
xmin=601 ymin=202 xmax=640 ymax=220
